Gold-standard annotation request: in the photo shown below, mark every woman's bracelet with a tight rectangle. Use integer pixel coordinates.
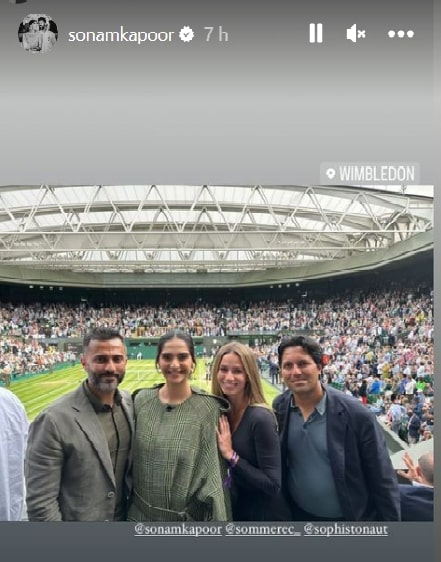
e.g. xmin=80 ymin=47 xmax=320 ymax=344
xmin=223 ymin=451 xmax=239 ymax=488
xmin=230 ymin=450 xmax=239 ymax=467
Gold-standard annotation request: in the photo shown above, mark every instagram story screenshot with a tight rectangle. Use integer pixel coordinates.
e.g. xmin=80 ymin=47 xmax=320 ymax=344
xmin=0 ymin=1 xmax=438 ymax=562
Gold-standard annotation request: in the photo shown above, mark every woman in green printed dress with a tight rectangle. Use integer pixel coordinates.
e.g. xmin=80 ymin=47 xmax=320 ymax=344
xmin=127 ymin=331 xmax=231 ymax=521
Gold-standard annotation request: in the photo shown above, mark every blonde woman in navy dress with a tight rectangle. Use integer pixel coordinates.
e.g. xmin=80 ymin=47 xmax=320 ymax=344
xmin=212 ymin=341 xmax=291 ymax=521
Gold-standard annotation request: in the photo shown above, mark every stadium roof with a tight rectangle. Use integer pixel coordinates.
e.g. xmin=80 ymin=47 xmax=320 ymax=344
xmin=0 ymin=185 xmax=433 ymax=288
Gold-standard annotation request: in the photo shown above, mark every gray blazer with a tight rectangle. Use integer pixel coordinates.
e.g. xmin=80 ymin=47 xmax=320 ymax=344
xmin=25 ymin=383 xmax=134 ymax=521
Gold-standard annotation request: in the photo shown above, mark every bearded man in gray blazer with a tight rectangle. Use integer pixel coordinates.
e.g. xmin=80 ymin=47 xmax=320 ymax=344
xmin=25 ymin=327 xmax=134 ymax=521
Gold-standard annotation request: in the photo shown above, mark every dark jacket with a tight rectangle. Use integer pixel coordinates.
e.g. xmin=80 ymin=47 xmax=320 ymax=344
xmin=272 ymin=386 xmax=401 ymax=521
xmin=399 ymin=484 xmax=433 ymax=521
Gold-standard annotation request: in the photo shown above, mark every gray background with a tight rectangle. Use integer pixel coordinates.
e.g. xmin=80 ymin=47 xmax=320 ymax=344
xmin=0 ymin=0 xmax=435 ymax=184
xmin=0 ymin=0 xmax=438 ymax=561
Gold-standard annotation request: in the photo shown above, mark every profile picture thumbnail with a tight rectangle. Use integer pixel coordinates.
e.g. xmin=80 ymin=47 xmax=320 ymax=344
xmin=18 ymin=14 xmax=58 ymax=53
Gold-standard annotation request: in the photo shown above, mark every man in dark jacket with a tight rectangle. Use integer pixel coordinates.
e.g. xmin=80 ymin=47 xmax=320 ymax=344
xmin=398 ymin=451 xmax=433 ymax=521
xmin=268 ymin=357 xmax=280 ymax=385
xmin=273 ymin=335 xmax=400 ymax=521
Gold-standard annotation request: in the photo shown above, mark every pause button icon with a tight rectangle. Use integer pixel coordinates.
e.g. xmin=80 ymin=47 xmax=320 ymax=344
xmin=309 ymin=23 xmax=323 ymax=43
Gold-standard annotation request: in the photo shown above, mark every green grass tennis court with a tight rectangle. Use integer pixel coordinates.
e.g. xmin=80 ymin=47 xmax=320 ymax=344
xmin=8 ymin=360 xmax=281 ymax=422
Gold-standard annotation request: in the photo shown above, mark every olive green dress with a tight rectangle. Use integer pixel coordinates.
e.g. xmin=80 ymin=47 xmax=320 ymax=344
xmin=128 ymin=385 xmax=231 ymax=521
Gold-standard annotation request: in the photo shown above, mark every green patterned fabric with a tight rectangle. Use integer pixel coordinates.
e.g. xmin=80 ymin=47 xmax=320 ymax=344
xmin=127 ymin=385 xmax=232 ymax=521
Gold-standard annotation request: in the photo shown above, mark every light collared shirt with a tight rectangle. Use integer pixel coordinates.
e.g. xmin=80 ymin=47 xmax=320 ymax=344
xmin=0 ymin=388 xmax=29 ymax=521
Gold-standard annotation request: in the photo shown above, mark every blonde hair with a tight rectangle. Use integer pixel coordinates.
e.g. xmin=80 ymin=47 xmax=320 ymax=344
xmin=210 ymin=341 xmax=268 ymax=406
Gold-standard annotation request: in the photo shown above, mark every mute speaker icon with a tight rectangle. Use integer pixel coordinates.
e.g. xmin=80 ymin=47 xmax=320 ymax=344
xmin=346 ymin=23 xmax=366 ymax=42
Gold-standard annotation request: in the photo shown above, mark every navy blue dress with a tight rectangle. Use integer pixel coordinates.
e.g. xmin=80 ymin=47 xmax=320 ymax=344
xmin=230 ymin=405 xmax=292 ymax=521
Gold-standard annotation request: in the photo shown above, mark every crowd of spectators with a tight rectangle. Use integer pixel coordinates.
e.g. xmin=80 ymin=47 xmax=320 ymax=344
xmin=1 ymin=283 xmax=433 ymax=340
xmin=1 ymin=282 xmax=434 ymax=445
xmin=0 ymin=338 xmax=76 ymax=383
xmin=250 ymin=282 xmax=434 ymax=446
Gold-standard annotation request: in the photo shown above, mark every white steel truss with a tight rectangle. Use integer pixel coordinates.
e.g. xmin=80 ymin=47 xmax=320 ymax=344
xmin=0 ymin=185 xmax=433 ymax=274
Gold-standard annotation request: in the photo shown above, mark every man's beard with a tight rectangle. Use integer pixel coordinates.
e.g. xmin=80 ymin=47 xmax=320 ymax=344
xmin=88 ymin=372 xmax=124 ymax=393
